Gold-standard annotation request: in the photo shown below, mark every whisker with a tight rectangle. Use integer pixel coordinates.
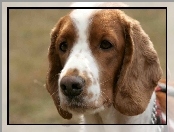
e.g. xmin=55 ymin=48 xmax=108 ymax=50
xmin=101 ymin=91 xmax=108 ymax=102
xmin=51 ymin=89 xmax=59 ymax=96
xmin=102 ymin=91 xmax=113 ymax=103
xmin=54 ymin=73 xmax=60 ymax=77
xmin=33 ymin=79 xmax=46 ymax=88
xmin=100 ymin=77 xmax=113 ymax=85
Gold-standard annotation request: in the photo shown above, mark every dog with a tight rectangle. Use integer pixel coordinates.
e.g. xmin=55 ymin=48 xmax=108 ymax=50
xmin=46 ymin=2 xmax=165 ymax=132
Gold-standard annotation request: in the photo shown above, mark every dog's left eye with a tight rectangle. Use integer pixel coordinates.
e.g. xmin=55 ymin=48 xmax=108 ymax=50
xmin=100 ymin=40 xmax=113 ymax=50
xmin=59 ymin=41 xmax=68 ymax=52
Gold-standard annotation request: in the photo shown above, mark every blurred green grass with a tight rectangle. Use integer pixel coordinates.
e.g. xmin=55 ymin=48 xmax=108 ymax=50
xmin=9 ymin=9 xmax=166 ymax=124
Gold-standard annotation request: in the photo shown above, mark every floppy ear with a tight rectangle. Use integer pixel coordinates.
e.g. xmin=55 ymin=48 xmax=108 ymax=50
xmin=46 ymin=26 xmax=72 ymax=119
xmin=114 ymin=15 xmax=163 ymax=116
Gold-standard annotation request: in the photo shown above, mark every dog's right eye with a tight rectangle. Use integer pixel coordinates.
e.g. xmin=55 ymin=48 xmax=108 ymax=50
xmin=59 ymin=41 xmax=68 ymax=52
xmin=100 ymin=40 xmax=113 ymax=50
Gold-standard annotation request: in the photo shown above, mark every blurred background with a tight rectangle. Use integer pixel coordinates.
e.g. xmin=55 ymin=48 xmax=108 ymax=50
xmin=9 ymin=8 xmax=166 ymax=124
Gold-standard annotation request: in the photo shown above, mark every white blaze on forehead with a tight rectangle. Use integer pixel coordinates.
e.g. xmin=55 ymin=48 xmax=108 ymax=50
xmin=59 ymin=9 xmax=101 ymax=101
xmin=70 ymin=9 xmax=99 ymax=41
xmin=60 ymin=9 xmax=99 ymax=76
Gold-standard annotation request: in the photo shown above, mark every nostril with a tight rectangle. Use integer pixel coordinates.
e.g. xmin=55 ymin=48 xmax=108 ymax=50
xmin=60 ymin=76 xmax=85 ymax=97
xmin=72 ymin=83 xmax=82 ymax=89
xmin=61 ymin=84 xmax=66 ymax=91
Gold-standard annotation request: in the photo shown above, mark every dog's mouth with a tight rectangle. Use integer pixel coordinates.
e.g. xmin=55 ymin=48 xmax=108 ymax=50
xmin=60 ymin=94 xmax=109 ymax=114
xmin=60 ymin=97 xmax=90 ymax=113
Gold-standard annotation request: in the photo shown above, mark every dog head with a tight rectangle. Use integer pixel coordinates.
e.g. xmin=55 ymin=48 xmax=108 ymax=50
xmin=46 ymin=9 xmax=162 ymax=119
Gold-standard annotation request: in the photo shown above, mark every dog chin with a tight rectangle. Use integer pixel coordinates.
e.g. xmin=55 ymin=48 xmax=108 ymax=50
xmin=61 ymin=102 xmax=105 ymax=115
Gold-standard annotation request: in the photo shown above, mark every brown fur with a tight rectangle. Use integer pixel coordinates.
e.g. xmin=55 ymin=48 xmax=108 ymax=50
xmin=46 ymin=15 xmax=75 ymax=119
xmin=46 ymin=9 xmax=162 ymax=119
xmin=113 ymin=10 xmax=162 ymax=115
xmin=88 ymin=10 xmax=127 ymax=111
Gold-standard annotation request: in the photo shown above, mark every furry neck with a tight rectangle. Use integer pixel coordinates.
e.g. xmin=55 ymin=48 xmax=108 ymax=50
xmin=83 ymin=93 xmax=156 ymax=124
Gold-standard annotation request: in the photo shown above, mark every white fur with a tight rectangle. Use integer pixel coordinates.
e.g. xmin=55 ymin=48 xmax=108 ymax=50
xmin=59 ymin=9 xmax=102 ymax=113
xmin=66 ymin=9 xmax=104 ymax=107
xmin=81 ymin=93 xmax=158 ymax=132
xmin=83 ymin=93 xmax=156 ymax=124
xmin=58 ymin=3 xmax=160 ymax=132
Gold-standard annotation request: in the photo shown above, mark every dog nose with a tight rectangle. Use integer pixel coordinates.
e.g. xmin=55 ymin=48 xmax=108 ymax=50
xmin=60 ymin=76 xmax=85 ymax=96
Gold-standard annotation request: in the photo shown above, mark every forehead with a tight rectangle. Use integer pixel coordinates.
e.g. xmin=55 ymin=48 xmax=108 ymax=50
xmin=70 ymin=9 xmax=124 ymax=45
xmin=69 ymin=9 xmax=100 ymax=41
xmin=70 ymin=9 xmax=100 ymax=26
xmin=56 ymin=9 xmax=124 ymax=44
xmin=69 ymin=9 xmax=122 ymax=29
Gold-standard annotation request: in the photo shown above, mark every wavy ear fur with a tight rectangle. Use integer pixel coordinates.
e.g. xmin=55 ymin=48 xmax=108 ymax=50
xmin=46 ymin=23 xmax=72 ymax=119
xmin=114 ymin=12 xmax=163 ymax=116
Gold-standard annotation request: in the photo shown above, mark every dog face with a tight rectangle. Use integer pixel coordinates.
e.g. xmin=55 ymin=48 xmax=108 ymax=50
xmin=47 ymin=9 xmax=162 ymax=119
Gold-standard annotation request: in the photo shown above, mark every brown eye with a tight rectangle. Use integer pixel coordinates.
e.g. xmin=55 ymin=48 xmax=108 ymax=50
xmin=100 ymin=40 xmax=113 ymax=50
xmin=59 ymin=41 xmax=68 ymax=52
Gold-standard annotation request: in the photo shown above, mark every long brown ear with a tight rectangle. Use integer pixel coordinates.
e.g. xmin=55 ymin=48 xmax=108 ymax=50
xmin=46 ymin=26 xmax=72 ymax=119
xmin=114 ymin=14 xmax=163 ymax=116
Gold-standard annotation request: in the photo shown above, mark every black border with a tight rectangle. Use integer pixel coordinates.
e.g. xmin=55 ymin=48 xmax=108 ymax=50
xmin=7 ymin=6 xmax=167 ymax=9
xmin=7 ymin=7 xmax=10 ymax=125
xmin=7 ymin=6 xmax=167 ymax=125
